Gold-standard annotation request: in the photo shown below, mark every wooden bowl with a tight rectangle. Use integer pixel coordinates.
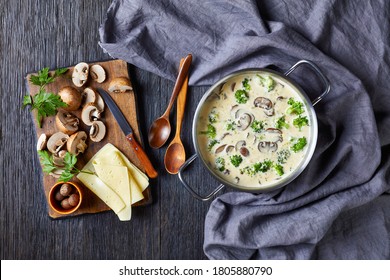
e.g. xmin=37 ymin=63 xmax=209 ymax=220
xmin=48 ymin=181 xmax=82 ymax=215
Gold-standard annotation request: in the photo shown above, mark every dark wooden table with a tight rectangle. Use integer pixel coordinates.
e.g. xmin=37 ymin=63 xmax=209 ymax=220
xmin=1 ymin=0 xmax=226 ymax=259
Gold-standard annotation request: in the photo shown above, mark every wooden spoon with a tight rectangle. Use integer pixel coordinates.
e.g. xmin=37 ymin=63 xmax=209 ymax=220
xmin=164 ymin=58 xmax=189 ymax=174
xmin=148 ymin=54 xmax=192 ymax=149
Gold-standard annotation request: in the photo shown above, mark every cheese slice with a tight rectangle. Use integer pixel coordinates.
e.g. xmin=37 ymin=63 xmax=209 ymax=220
xmin=79 ymin=143 xmax=150 ymax=221
xmin=93 ymin=151 xmax=145 ymax=204
xmin=93 ymin=164 xmax=132 ymax=221
xmin=77 ymin=172 xmax=125 ymax=214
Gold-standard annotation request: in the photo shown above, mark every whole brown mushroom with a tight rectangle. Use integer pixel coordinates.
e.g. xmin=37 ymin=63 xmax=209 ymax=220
xmin=58 ymin=86 xmax=82 ymax=111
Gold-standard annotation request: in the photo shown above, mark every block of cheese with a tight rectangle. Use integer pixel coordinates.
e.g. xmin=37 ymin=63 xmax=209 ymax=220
xmin=77 ymin=143 xmax=149 ymax=221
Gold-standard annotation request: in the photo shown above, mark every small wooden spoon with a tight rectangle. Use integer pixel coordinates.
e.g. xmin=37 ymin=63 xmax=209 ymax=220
xmin=164 ymin=58 xmax=189 ymax=174
xmin=148 ymin=54 xmax=192 ymax=149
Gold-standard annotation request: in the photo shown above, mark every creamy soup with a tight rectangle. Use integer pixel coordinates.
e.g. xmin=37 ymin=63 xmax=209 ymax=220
xmin=197 ymin=72 xmax=312 ymax=189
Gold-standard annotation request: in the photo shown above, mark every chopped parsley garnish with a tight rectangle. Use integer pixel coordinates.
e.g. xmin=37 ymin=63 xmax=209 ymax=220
xmin=257 ymin=75 xmax=276 ymax=92
xmin=234 ymin=89 xmax=249 ymax=104
xmin=226 ymin=119 xmax=236 ymax=131
xmin=230 ymin=155 xmax=243 ymax=167
xmin=286 ymin=98 xmax=305 ymax=115
xmin=250 ymin=120 xmax=264 ymax=133
xmin=215 ymin=157 xmax=226 ymax=172
xmin=276 ymin=116 xmax=289 ymax=129
xmin=291 ymin=137 xmax=307 ymax=152
xmin=293 ymin=116 xmax=309 ymax=131
xmin=200 ymin=124 xmax=217 ymax=139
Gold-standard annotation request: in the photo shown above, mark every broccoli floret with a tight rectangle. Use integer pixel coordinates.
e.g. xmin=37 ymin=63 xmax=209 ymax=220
xmin=273 ymin=164 xmax=284 ymax=176
xmin=242 ymin=78 xmax=251 ymax=91
xmin=230 ymin=154 xmax=243 ymax=167
xmin=208 ymin=109 xmax=219 ymax=124
xmin=240 ymin=160 xmax=273 ymax=175
xmin=235 ymin=89 xmax=249 ymax=104
xmin=215 ymin=157 xmax=226 ymax=172
xmin=250 ymin=120 xmax=264 ymax=133
xmin=277 ymin=149 xmax=291 ymax=164
xmin=257 ymin=75 xmax=276 ymax=92
xmin=200 ymin=124 xmax=217 ymax=139
xmin=291 ymin=137 xmax=307 ymax=152
xmin=276 ymin=116 xmax=289 ymax=130
xmin=286 ymin=98 xmax=305 ymax=115
xmin=293 ymin=116 xmax=309 ymax=131
xmin=207 ymin=139 xmax=219 ymax=151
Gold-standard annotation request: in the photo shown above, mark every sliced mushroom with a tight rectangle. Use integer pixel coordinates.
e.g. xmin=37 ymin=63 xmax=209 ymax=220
xmin=49 ymin=168 xmax=65 ymax=178
xmin=47 ymin=132 xmax=69 ymax=154
xmin=95 ymin=92 xmax=105 ymax=112
xmin=265 ymin=128 xmax=283 ymax=142
xmin=230 ymin=105 xmax=240 ymax=119
xmin=215 ymin=144 xmax=227 ymax=154
xmin=81 ymin=87 xmax=97 ymax=107
xmin=108 ymin=77 xmax=133 ymax=94
xmin=254 ymin=97 xmax=273 ymax=110
xmin=223 ymin=169 xmax=230 ymax=175
xmin=52 ymin=150 xmax=67 ymax=167
xmin=236 ymin=112 xmax=252 ymax=131
xmin=239 ymin=146 xmax=250 ymax=157
xmin=36 ymin=133 xmax=47 ymax=151
xmin=258 ymin=141 xmax=278 ymax=153
xmin=90 ymin=64 xmax=106 ymax=83
xmin=67 ymin=131 xmax=88 ymax=155
xmin=219 ymin=132 xmax=231 ymax=141
xmin=254 ymin=97 xmax=275 ymax=117
xmin=81 ymin=103 xmax=100 ymax=126
xmin=235 ymin=140 xmax=246 ymax=151
xmin=89 ymin=121 xmax=106 ymax=142
xmin=72 ymin=62 xmax=89 ymax=87
xmin=58 ymin=86 xmax=82 ymax=111
xmin=231 ymin=82 xmax=236 ymax=92
xmin=55 ymin=109 xmax=80 ymax=135
xmin=234 ymin=177 xmax=240 ymax=184
xmin=225 ymin=145 xmax=235 ymax=154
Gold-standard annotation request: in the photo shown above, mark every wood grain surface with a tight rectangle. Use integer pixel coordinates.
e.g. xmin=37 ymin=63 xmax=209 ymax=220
xmin=1 ymin=0 xmax=227 ymax=259
xmin=25 ymin=59 xmax=152 ymax=218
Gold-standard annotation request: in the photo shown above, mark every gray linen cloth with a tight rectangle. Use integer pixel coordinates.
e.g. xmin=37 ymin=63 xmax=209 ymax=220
xmin=100 ymin=0 xmax=390 ymax=259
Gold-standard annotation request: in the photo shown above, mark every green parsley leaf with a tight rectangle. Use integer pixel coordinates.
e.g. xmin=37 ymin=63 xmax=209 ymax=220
xmin=207 ymin=139 xmax=219 ymax=151
xmin=37 ymin=150 xmax=56 ymax=174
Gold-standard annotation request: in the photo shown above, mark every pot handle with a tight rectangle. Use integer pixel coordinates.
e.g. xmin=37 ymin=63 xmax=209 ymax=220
xmin=178 ymin=154 xmax=225 ymax=201
xmin=284 ymin=60 xmax=331 ymax=106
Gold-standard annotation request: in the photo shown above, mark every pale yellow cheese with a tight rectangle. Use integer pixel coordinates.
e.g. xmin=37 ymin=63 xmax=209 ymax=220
xmin=77 ymin=172 xmax=125 ymax=214
xmin=93 ymin=150 xmax=145 ymax=204
xmin=79 ymin=143 xmax=150 ymax=221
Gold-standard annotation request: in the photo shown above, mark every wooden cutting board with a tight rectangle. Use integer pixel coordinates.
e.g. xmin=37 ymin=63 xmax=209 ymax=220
xmin=25 ymin=59 xmax=152 ymax=219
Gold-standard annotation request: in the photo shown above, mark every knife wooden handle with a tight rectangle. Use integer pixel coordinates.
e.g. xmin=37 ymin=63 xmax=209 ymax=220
xmin=126 ymin=133 xmax=158 ymax=178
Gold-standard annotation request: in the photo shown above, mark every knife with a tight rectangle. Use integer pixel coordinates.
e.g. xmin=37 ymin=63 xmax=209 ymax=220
xmin=97 ymin=88 xmax=158 ymax=178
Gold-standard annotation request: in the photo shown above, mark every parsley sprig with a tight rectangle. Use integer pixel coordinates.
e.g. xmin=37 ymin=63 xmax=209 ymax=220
xmin=23 ymin=67 xmax=68 ymax=127
xmin=37 ymin=150 xmax=94 ymax=182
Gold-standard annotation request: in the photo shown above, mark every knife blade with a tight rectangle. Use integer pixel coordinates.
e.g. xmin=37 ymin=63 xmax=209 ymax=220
xmin=97 ymin=88 xmax=158 ymax=178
